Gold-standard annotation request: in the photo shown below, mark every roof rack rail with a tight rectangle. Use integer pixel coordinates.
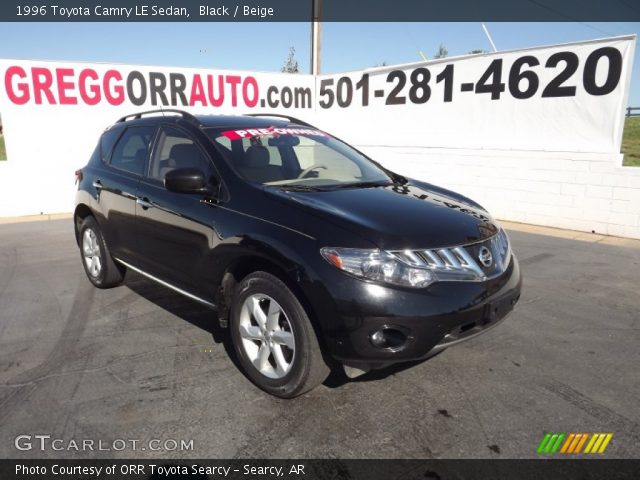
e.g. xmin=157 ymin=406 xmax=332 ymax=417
xmin=116 ymin=109 xmax=200 ymax=125
xmin=244 ymin=113 xmax=316 ymax=129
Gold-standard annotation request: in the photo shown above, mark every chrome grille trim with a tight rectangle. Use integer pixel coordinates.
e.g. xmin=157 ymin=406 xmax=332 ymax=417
xmin=389 ymin=229 xmax=511 ymax=282
xmin=438 ymin=248 xmax=459 ymax=268
xmin=451 ymin=246 xmax=485 ymax=277
xmin=421 ymin=250 xmax=445 ymax=268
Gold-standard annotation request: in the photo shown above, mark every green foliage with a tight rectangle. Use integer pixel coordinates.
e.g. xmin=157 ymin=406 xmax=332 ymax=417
xmin=281 ymin=47 xmax=299 ymax=74
xmin=0 ymin=135 xmax=5 ymax=161
xmin=622 ymin=116 xmax=640 ymax=167
xmin=434 ymin=44 xmax=448 ymax=59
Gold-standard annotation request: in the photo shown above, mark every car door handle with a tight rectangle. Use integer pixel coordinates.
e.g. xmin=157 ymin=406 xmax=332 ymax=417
xmin=136 ymin=197 xmax=154 ymax=210
xmin=92 ymin=180 xmax=103 ymax=189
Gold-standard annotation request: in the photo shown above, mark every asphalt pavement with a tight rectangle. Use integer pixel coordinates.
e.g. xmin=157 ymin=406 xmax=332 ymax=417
xmin=0 ymin=219 xmax=638 ymax=459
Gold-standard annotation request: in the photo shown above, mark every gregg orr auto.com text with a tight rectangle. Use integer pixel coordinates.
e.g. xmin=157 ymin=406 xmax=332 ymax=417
xmin=4 ymin=66 xmax=312 ymax=108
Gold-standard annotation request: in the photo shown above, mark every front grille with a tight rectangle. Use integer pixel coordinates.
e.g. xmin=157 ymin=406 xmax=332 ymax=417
xmin=390 ymin=229 xmax=511 ymax=282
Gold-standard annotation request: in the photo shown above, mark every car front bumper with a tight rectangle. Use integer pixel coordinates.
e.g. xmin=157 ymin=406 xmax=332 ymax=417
xmin=307 ymin=255 xmax=522 ymax=371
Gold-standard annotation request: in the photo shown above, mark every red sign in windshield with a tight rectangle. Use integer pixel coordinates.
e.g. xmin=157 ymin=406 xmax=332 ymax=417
xmin=221 ymin=127 xmax=326 ymax=140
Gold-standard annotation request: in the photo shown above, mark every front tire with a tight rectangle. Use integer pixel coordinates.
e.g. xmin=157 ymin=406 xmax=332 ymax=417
xmin=230 ymin=271 xmax=329 ymax=398
xmin=78 ymin=216 xmax=125 ymax=288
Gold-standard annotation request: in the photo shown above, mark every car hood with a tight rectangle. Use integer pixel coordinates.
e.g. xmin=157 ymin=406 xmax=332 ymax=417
xmin=266 ymin=182 xmax=499 ymax=250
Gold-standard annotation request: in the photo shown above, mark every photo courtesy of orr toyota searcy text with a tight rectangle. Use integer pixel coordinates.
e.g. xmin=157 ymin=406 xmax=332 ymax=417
xmin=15 ymin=463 xmax=301 ymax=477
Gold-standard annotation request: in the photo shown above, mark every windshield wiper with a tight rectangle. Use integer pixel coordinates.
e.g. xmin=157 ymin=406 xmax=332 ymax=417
xmin=274 ymin=184 xmax=325 ymax=192
xmin=327 ymin=180 xmax=393 ymax=190
xmin=391 ymin=173 xmax=408 ymax=184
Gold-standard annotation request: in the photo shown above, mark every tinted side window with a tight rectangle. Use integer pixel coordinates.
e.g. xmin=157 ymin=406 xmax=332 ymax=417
xmin=100 ymin=127 xmax=123 ymax=163
xmin=148 ymin=126 xmax=209 ymax=182
xmin=110 ymin=126 xmax=156 ymax=176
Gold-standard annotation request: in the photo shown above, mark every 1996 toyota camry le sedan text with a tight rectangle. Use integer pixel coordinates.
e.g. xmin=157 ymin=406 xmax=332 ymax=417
xmin=74 ymin=110 xmax=522 ymax=397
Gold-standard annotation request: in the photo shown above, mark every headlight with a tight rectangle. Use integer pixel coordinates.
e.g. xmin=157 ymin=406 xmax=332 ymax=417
xmin=320 ymin=247 xmax=435 ymax=288
xmin=320 ymin=230 xmax=511 ymax=289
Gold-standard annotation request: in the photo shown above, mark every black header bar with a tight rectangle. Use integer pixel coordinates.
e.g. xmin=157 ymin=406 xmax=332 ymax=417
xmin=0 ymin=0 xmax=639 ymax=22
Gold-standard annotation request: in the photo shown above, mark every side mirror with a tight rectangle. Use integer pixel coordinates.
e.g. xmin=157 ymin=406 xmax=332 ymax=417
xmin=164 ymin=168 xmax=208 ymax=194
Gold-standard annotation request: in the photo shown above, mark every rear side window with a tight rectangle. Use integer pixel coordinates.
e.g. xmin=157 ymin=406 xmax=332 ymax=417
xmin=100 ymin=127 xmax=123 ymax=163
xmin=109 ymin=126 xmax=156 ymax=176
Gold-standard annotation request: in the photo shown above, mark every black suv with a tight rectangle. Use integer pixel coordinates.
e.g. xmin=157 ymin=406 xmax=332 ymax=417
xmin=74 ymin=110 xmax=522 ymax=397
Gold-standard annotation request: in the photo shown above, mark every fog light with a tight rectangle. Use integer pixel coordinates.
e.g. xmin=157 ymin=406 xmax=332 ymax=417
xmin=370 ymin=327 xmax=407 ymax=350
xmin=371 ymin=330 xmax=385 ymax=347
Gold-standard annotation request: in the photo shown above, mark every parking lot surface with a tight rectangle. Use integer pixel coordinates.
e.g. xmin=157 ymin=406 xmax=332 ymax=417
xmin=0 ymin=219 xmax=638 ymax=458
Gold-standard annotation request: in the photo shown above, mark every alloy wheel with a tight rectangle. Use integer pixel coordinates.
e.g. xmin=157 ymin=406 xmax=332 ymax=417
xmin=238 ymin=294 xmax=296 ymax=379
xmin=82 ymin=228 xmax=102 ymax=278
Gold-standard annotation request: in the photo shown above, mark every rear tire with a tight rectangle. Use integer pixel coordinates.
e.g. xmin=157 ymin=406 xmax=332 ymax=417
xmin=78 ymin=216 xmax=125 ymax=288
xmin=230 ymin=271 xmax=329 ymax=398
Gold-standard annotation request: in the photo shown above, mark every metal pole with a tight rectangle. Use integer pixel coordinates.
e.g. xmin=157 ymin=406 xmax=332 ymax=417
xmin=310 ymin=0 xmax=322 ymax=74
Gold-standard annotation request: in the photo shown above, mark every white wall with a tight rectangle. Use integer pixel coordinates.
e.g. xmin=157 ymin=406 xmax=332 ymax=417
xmin=358 ymin=146 xmax=640 ymax=239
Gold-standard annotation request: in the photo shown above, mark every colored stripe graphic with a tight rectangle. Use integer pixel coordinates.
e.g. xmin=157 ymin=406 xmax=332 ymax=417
xmin=550 ymin=433 xmax=565 ymax=453
xmin=545 ymin=434 xmax=559 ymax=453
xmin=567 ymin=433 xmax=583 ymax=453
xmin=539 ymin=433 xmax=613 ymax=454
xmin=574 ymin=433 xmax=588 ymax=453
xmin=537 ymin=433 xmax=552 ymax=454
xmin=560 ymin=433 xmax=575 ymax=453
xmin=584 ymin=433 xmax=613 ymax=453
xmin=584 ymin=434 xmax=599 ymax=453
xmin=598 ymin=433 xmax=613 ymax=453
xmin=537 ymin=433 xmax=566 ymax=454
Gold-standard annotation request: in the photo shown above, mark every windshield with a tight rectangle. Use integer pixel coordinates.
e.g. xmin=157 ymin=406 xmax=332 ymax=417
xmin=206 ymin=126 xmax=393 ymax=188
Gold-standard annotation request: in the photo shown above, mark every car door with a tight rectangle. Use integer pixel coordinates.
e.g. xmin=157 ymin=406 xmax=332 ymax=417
xmin=95 ymin=124 xmax=156 ymax=261
xmin=135 ymin=124 xmax=224 ymax=298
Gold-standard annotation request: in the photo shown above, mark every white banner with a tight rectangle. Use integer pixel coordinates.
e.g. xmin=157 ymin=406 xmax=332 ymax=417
xmin=0 ymin=35 xmax=635 ymax=217
xmin=313 ymin=36 xmax=635 ymax=154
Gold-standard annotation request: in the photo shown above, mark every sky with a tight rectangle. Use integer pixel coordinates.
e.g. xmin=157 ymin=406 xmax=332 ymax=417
xmin=0 ymin=21 xmax=638 ymax=104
